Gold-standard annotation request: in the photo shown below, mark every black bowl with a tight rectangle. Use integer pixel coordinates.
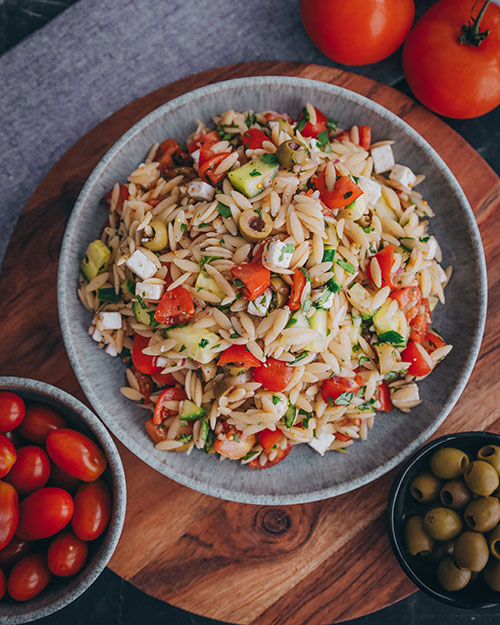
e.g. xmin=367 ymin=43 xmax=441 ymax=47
xmin=388 ymin=431 xmax=500 ymax=609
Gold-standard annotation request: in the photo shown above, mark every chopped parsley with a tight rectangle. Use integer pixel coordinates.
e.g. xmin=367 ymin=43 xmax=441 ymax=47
xmin=245 ymin=112 xmax=256 ymax=128
xmin=234 ymin=278 xmax=245 ymax=288
xmin=216 ymin=126 xmax=233 ymax=141
xmin=333 ymin=391 xmax=354 ymax=406
xmin=286 ymin=316 xmax=298 ymax=328
xmin=284 ymin=404 xmax=297 ymax=428
xmin=198 ymin=338 xmax=209 ymax=348
xmin=180 ymin=223 xmax=187 ymax=232
xmin=336 ymin=259 xmax=355 ymax=274
xmin=199 ymin=255 xmax=222 ymax=269
xmin=217 ymin=201 xmax=232 ymax=219
xmin=358 ymin=355 xmax=370 ymax=366
xmin=178 ymin=434 xmax=193 ymax=444
xmin=316 ymin=130 xmax=330 ymax=149
xmin=198 ymin=223 xmax=210 ymax=228
xmin=179 ymin=345 xmax=186 ymax=352
xmin=233 ymin=432 xmax=240 ymax=442
xmin=272 ymin=395 xmax=280 ymax=405
xmin=326 ymin=119 xmax=338 ymax=131
xmin=296 ymin=108 xmax=310 ymax=133
xmin=362 ymin=226 xmax=373 ymax=233
xmin=229 ymin=332 xmax=240 ymax=339
xmin=241 ymin=449 xmax=259 ymax=461
xmin=249 ymin=169 xmax=262 ymax=177
xmin=358 ymin=398 xmax=377 ymax=412
xmin=293 ymin=351 xmax=309 ymax=363
xmin=220 ymin=239 xmax=226 ymax=247
xmin=419 ymin=236 xmax=430 ymax=243
xmin=204 ymin=429 xmax=217 ymax=453
xmin=260 ymin=153 xmax=279 ymax=166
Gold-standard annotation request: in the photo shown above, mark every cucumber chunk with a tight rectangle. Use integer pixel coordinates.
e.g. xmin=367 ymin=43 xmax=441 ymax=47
xmin=81 ymin=240 xmax=111 ymax=282
xmin=167 ymin=326 xmax=220 ymax=364
xmin=180 ymin=399 xmax=207 ymax=421
xmin=228 ymin=154 xmax=279 ymax=198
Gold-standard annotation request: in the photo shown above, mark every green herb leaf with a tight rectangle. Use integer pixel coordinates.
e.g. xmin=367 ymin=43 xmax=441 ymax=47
xmin=179 ymin=345 xmax=186 ymax=352
xmin=198 ymin=223 xmax=210 ymax=228
xmin=260 ymin=153 xmax=278 ymax=166
xmin=316 ymin=130 xmax=330 ymax=149
xmin=178 ymin=433 xmax=193 ymax=444
xmin=249 ymin=169 xmax=262 ymax=177
xmin=272 ymin=395 xmax=280 ymax=405
xmin=419 ymin=236 xmax=430 ymax=243
xmin=233 ymin=432 xmax=240 ymax=442
xmin=136 ymin=294 xmax=147 ymax=309
xmin=378 ymin=330 xmax=406 ymax=346
xmin=217 ymin=201 xmax=232 ymax=219
xmin=199 ymin=255 xmax=222 ymax=269
xmin=245 ymin=112 xmax=256 ymax=129
xmin=241 ymin=449 xmax=259 ymax=461
xmin=335 ymin=391 xmax=354 ymax=406
xmin=336 ymin=259 xmax=355 ymax=274
xmin=229 ymin=332 xmax=240 ymax=339
xmin=362 ymin=226 xmax=372 ymax=233
xmin=293 ymin=351 xmax=309 ymax=364
xmin=358 ymin=355 xmax=370 ymax=366
xmin=198 ymin=338 xmax=209 ymax=348
xmin=220 ymin=239 xmax=226 ymax=247
xmin=180 ymin=223 xmax=187 ymax=232
xmin=234 ymin=278 xmax=245 ymax=288
xmin=285 ymin=316 xmax=298 ymax=328
xmin=204 ymin=429 xmax=217 ymax=453
xmin=284 ymin=404 xmax=297 ymax=428
xmin=301 ymin=414 xmax=311 ymax=428
xmin=296 ymin=108 xmax=310 ymax=133
xmin=326 ymin=120 xmax=338 ymax=131
xmin=278 ymin=243 xmax=295 ymax=262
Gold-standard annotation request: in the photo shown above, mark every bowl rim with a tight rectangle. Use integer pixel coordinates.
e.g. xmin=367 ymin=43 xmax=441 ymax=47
xmin=58 ymin=74 xmax=488 ymax=505
xmin=387 ymin=431 xmax=500 ymax=609
xmin=0 ymin=376 xmax=127 ymax=624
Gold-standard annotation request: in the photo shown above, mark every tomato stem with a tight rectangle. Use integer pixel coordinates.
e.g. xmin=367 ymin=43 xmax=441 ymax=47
xmin=459 ymin=0 xmax=492 ymax=46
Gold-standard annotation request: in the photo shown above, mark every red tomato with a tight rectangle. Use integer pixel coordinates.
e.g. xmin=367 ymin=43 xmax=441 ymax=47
xmin=131 ymin=334 xmax=158 ymax=375
xmin=315 ymin=172 xmax=364 ymax=211
xmin=152 ymin=387 xmax=187 ymax=425
xmin=300 ymin=0 xmax=415 ymax=65
xmin=0 ymin=481 xmax=18 ymax=550
xmin=5 ymin=446 xmax=50 ymax=495
xmin=401 ymin=340 xmax=433 ymax=377
xmin=403 ymin=0 xmax=500 ymax=118
xmin=249 ymin=444 xmax=292 ymax=469
xmin=214 ymin=431 xmax=256 ymax=460
xmin=390 ymin=286 xmax=421 ymax=322
xmin=154 ymin=286 xmax=196 ymax=326
xmin=257 ymin=429 xmax=283 ymax=454
xmin=217 ymin=345 xmax=261 ymax=368
xmin=410 ymin=299 xmax=431 ymax=343
xmin=72 ymin=480 xmax=111 ymax=542
xmin=151 ymin=370 xmax=175 ymax=387
xmin=129 ymin=366 xmax=155 ymax=401
xmin=104 ymin=184 xmax=129 ymax=215
xmin=367 ymin=244 xmax=396 ymax=289
xmin=49 ymin=462 xmax=82 ymax=493
xmin=145 ymin=418 xmax=169 ymax=444
xmin=18 ymin=403 xmax=67 ymax=445
xmin=321 ymin=375 xmax=362 ymax=405
xmin=253 ymin=359 xmax=294 ymax=392
xmin=358 ymin=125 xmax=372 ymax=150
xmin=377 ymin=382 xmax=393 ymax=412
xmin=188 ymin=130 xmax=219 ymax=154
xmin=334 ymin=432 xmax=352 ymax=443
xmin=297 ymin=106 xmax=328 ymax=138
xmin=230 ymin=262 xmax=270 ymax=301
xmin=199 ymin=152 xmax=232 ymax=185
xmin=155 ymin=138 xmax=189 ymax=172
xmin=0 ymin=537 xmax=32 ymax=571
xmin=17 ymin=487 xmax=74 ymax=540
xmin=242 ymin=128 xmax=269 ymax=149
xmin=48 ymin=530 xmax=88 ymax=576
xmin=424 ymin=331 xmax=447 ymax=352
xmin=0 ymin=435 xmax=16 ymax=479
xmin=46 ymin=429 xmax=107 ymax=482
xmin=7 ymin=554 xmax=51 ymax=601
xmin=0 ymin=392 xmax=25 ymax=433
xmin=289 ymin=268 xmax=307 ymax=311
xmin=0 ymin=568 xmax=5 ymax=600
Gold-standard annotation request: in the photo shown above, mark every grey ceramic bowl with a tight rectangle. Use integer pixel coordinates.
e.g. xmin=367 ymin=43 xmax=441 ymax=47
xmin=0 ymin=377 xmax=126 ymax=624
xmin=58 ymin=76 xmax=487 ymax=505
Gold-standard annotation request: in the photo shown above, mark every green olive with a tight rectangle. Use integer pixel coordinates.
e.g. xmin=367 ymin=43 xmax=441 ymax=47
xmin=143 ymin=219 xmax=168 ymax=251
xmin=464 ymin=496 xmax=500 ymax=532
xmin=440 ymin=479 xmax=471 ymax=509
xmin=404 ymin=516 xmax=435 ymax=556
xmin=275 ymin=140 xmax=307 ymax=169
xmin=410 ymin=472 xmax=442 ymax=503
xmin=239 ymin=209 xmax=273 ymax=242
xmin=464 ymin=460 xmax=499 ymax=496
xmin=431 ymin=540 xmax=455 ymax=562
xmin=488 ymin=525 xmax=500 ymax=560
xmin=270 ymin=275 xmax=289 ymax=309
xmin=454 ymin=531 xmax=489 ymax=573
xmin=424 ymin=507 xmax=463 ymax=541
xmin=477 ymin=445 xmax=500 ymax=474
xmin=483 ymin=559 xmax=500 ymax=591
xmin=269 ymin=117 xmax=294 ymax=137
xmin=430 ymin=447 xmax=469 ymax=480
xmin=437 ymin=557 xmax=471 ymax=591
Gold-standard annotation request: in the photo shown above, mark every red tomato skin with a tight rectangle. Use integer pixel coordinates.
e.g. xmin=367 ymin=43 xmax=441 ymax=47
xmin=145 ymin=418 xmax=169 ymax=444
xmin=131 ymin=334 xmax=158 ymax=375
xmin=5 ymin=446 xmax=50 ymax=495
xmin=0 ymin=537 xmax=32 ymax=571
xmin=301 ymin=0 xmax=415 ymax=65
xmin=257 ymin=429 xmax=282 ymax=454
xmin=46 ymin=429 xmax=107 ymax=482
xmin=249 ymin=444 xmax=292 ymax=469
xmin=0 ymin=481 xmax=18 ymax=551
xmin=242 ymin=128 xmax=269 ymax=149
xmin=321 ymin=375 xmax=362 ymax=404
xmin=7 ymin=553 xmax=51 ymax=602
xmin=48 ymin=530 xmax=88 ymax=576
xmin=217 ymin=345 xmax=261 ymax=368
xmin=153 ymin=387 xmax=187 ymax=425
xmin=72 ymin=480 xmax=112 ymax=541
xmin=252 ymin=359 xmax=294 ymax=392
xmin=17 ymin=487 xmax=74 ymax=540
xmin=401 ymin=341 xmax=433 ymax=377
xmin=403 ymin=0 xmax=500 ymax=118
xmin=49 ymin=463 xmax=82 ymax=493
xmin=0 ymin=435 xmax=16 ymax=479
xmin=0 ymin=392 xmax=25 ymax=433
xmin=377 ymin=382 xmax=393 ymax=412
xmin=0 ymin=568 xmax=5 ymax=600
xmin=18 ymin=403 xmax=67 ymax=445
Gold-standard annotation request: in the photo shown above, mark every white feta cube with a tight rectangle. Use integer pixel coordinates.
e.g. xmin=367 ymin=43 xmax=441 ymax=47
xmin=309 ymin=431 xmax=335 ymax=456
xmin=187 ymin=180 xmax=216 ymax=202
xmin=371 ymin=144 xmax=395 ymax=174
xmin=389 ymin=164 xmax=417 ymax=189
xmin=357 ymin=175 xmax=382 ymax=206
xmin=96 ymin=312 xmax=122 ymax=330
xmin=126 ymin=250 xmax=157 ymax=280
xmin=156 ymin=357 xmax=169 ymax=367
xmin=91 ymin=327 xmax=102 ymax=342
xmin=247 ymin=288 xmax=272 ymax=317
xmin=105 ymin=343 xmax=119 ymax=357
xmin=135 ymin=281 xmax=164 ymax=301
xmin=263 ymin=240 xmax=295 ymax=269
xmin=191 ymin=149 xmax=200 ymax=166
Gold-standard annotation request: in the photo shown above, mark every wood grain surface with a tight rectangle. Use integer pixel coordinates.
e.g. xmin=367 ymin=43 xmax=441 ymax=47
xmin=1 ymin=62 xmax=499 ymax=625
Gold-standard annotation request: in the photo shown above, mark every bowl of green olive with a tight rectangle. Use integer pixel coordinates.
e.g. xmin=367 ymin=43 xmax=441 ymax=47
xmin=388 ymin=432 xmax=500 ymax=608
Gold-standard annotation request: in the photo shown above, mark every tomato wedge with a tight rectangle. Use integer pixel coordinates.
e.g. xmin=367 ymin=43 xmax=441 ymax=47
xmin=289 ymin=268 xmax=307 ymax=311
xmin=188 ymin=130 xmax=219 ymax=155
xmin=199 ymin=152 xmax=232 ymax=185
xmin=401 ymin=340 xmax=433 ymax=377
xmin=104 ymin=184 xmax=129 ymax=215
xmin=334 ymin=432 xmax=352 ymax=443
xmin=154 ymin=286 xmax=195 ymax=326
xmin=151 ymin=370 xmax=175 ymax=387
xmin=230 ymin=262 xmax=270 ymax=301
xmin=315 ymin=172 xmax=364 ymax=210
xmin=424 ymin=331 xmax=447 ymax=352
xmin=358 ymin=125 xmax=372 ymax=150
xmin=253 ymin=359 xmax=294 ymax=392
xmin=390 ymin=286 xmax=421 ymax=322
xmin=156 ymin=139 xmax=189 ymax=172
xmin=145 ymin=418 xmax=169 ymax=444
xmin=410 ymin=298 xmax=431 ymax=343
xmin=257 ymin=429 xmax=282 ymax=454
xmin=297 ymin=106 xmax=328 ymax=138
xmin=217 ymin=345 xmax=261 ymax=368
xmin=242 ymin=128 xmax=269 ymax=149
xmin=153 ymin=387 xmax=187 ymax=425
xmin=367 ymin=244 xmax=396 ymax=289
xmin=377 ymin=382 xmax=393 ymax=412
xmin=131 ymin=334 xmax=158 ymax=375
xmin=249 ymin=444 xmax=292 ymax=469
xmin=321 ymin=375 xmax=362 ymax=405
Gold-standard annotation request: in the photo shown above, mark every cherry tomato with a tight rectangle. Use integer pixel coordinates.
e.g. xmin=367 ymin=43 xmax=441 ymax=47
xmin=424 ymin=331 xmax=447 ymax=353
xmin=7 ymin=554 xmax=51 ymax=601
xmin=257 ymin=429 xmax=283 ymax=454
xmin=0 ymin=434 xmax=16 ymax=479
xmin=48 ymin=530 xmax=88 ymax=577
xmin=46 ymin=429 xmax=107 ymax=482
xmin=0 ymin=481 xmax=18 ymax=550
xmin=249 ymin=444 xmax=292 ymax=469
xmin=49 ymin=462 xmax=82 ymax=493
xmin=390 ymin=286 xmax=422 ymax=323
xmin=300 ymin=0 xmax=415 ymax=65
xmin=377 ymin=382 xmax=393 ymax=412
xmin=145 ymin=418 xmax=170 ymax=444
xmin=241 ymin=128 xmax=269 ymax=149
xmin=17 ymin=487 xmax=74 ymax=540
xmin=289 ymin=268 xmax=307 ymax=311
xmin=410 ymin=298 xmax=431 ymax=343
xmin=403 ymin=0 xmax=500 ymax=118
xmin=217 ymin=345 xmax=261 ymax=368
xmin=0 ymin=392 xmax=25 ymax=433
xmin=199 ymin=152 xmax=232 ymax=185
xmin=296 ymin=106 xmax=328 ymax=138
xmin=72 ymin=480 xmax=111 ymax=541
xmin=358 ymin=126 xmax=372 ymax=150
xmin=0 ymin=537 xmax=32 ymax=571
xmin=5 ymin=446 xmax=50 ymax=495
xmin=321 ymin=375 xmax=363 ymax=405
xmin=154 ymin=286 xmax=196 ymax=327
xmin=401 ymin=340 xmax=433 ymax=377
xmin=334 ymin=432 xmax=352 ymax=443
xmin=153 ymin=387 xmax=187 ymax=425
xmin=131 ymin=334 xmax=158 ymax=375
xmin=4 ymin=429 xmax=25 ymax=448
xmin=367 ymin=244 xmax=396 ymax=289
xmin=315 ymin=172 xmax=364 ymax=211
xmin=0 ymin=568 xmax=5 ymax=600
xmin=252 ymin=358 xmax=294 ymax=392
xmin=214 ymin=431 xmax=256 ymax=460
xmin=230 ymin=262 xmax=270 ymax=301
xmin=151 ymin=369 xmax=175 ymax=387
xmin=104 ymin=184 xmax=129 ymax=215
xmin=18 ymin=403 xmax=67 ymax=445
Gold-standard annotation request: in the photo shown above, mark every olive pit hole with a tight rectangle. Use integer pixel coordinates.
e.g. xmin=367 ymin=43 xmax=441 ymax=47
xmin=411 ymin=486 xmax=423 ymax=501
xmin=492 ymin=539 xmax=500 ymax=557
xmin=441 ymin=490 xmax=453 ymax=506
xmin=248 ymin=217 xmax=265 ymax=232
xmin=461 ymin=456 xmax=470 ymax=471
xmin=480 ymin=446 xmax=495 ymax=458
xmin=466 ymin=514 xmax=475 ymax=528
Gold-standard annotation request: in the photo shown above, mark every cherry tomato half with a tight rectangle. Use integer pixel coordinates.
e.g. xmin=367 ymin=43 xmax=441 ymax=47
xmin=401 ymin=340 xmax=433 ymax=377
xmin=72 ymin=480 xmax=112 ymax=541
xmin=18 ymin=403 xmax=67 ymax=445
xmin=321 ymin=375 xmax=363 ymax=405
xmin=7 ymin=553 xmax=51 ymax=602
xmin=0 ymin=392 xmax=25 ymax=433
xmin=17 ymin=487 xmax=74 ymax=540
xmin=48 ymin=530 xmax=88 ymax=577
xmin=252 ymin=358 xmax=294 ymax=392
xmin=0 ymin=434 xmax=16 ymax=479
xmin=46 ymin=429 xmax=107 ymax=482
xmin=0 ymin=537 xmax=32 ymax=571
xmin=131 ymin=334 xmax=158 ymax=375
xmin=0 ymin=480 xmax=18 ymax=550
xmin=5 ymin=446 xmax=50 ymax=495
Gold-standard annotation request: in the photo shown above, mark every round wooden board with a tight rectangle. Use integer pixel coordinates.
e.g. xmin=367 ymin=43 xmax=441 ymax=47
xmin=1 ymin=62 xmax=500 ymax=624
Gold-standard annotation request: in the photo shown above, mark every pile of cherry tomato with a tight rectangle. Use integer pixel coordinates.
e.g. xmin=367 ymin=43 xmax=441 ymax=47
xmin=0 ymin=391 xmax=111 ymax=602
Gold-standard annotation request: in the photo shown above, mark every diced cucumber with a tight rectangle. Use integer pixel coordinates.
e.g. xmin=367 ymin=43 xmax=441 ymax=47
xmin=306 ymin=308 xmax=328 ymax=352
xmin=339 ymin=194 xmax=367 ymax=221
xmin=228 ymin=154 xmax=279 ymax=198
xmin=132 ymin=301 xmax=161 ymax=327
xmin=200 ymin=361 xmax=217 ymax=382
xmin=374 ymin=195 xmax=398 ymax=221
xmin=322 ymin=245 xmax=336 ymax=263
xmin=286 ymin=310 xmax=310 ymax=329
xmin=97 ymin=287 xmax=122 ymax=303
xmin=325 ymin=277 xmax=342 ymax=294
xmin=373 ymin=300 xmax=409 ymax=346
xmin=167 ymin=326 xmax=220 ymax=364
xmin=195 ymin=270 xmax=225 ymax=300
xmin=121 ymin=279 xmax=136 ymax=296
xmin=284 ymin=404 xmax=297 ymax=428
xmin=348 ymin=283 xmax=370 ymax=309
xmin=180 ymin=399 xmax=207 ymax=421
xmin=81 ymin=240 xmax=111 ymax=282
xmin=224 ymin=365 xmax=249 ymax=377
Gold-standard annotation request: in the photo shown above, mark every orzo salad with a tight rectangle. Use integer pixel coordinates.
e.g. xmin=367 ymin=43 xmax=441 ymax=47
xmin=78 ymin=103 xmax=452 ymax=469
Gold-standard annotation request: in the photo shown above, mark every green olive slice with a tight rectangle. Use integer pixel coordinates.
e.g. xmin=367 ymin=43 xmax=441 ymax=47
xmin=239 ymin=209 xmax=273 ymax=242
xmin=276 ymin=140 xmax=307 ymax=169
